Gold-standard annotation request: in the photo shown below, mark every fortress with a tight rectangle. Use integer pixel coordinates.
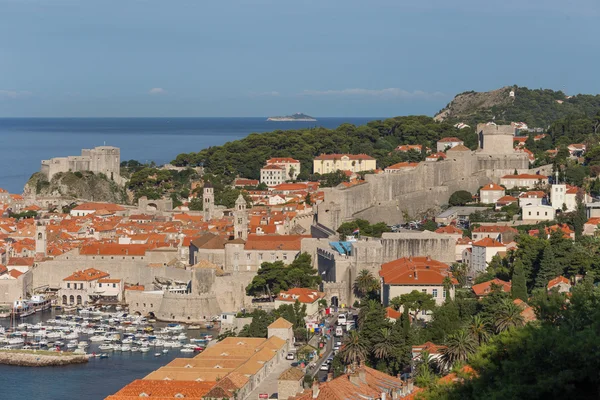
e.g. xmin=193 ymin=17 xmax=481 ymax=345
xmin=41 ymin=146 xmax=121 ymax=181
xmin=315 ymin=123 xmax=551 ymax=229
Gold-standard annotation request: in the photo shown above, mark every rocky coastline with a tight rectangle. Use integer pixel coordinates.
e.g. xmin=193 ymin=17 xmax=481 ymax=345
xmin=0 ymin=350 xmax=89 ymax=367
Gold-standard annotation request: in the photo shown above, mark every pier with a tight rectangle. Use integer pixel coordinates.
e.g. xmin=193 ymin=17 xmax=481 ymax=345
xmin=0 ymin=349 xmax=88 ymax=367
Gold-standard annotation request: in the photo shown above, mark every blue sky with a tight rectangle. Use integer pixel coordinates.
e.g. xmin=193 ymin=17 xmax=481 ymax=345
xmin=0 ymin=0 xmax=598 ymax=117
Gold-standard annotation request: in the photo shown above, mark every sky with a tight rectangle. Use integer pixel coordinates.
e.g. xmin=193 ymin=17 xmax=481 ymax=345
xmin=0 ymin=0 xmax=599 ymax=117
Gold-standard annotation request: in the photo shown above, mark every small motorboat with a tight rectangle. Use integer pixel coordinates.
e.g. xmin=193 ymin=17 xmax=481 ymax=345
xmin=140 ymin=347 xmax=150 ymax=353
xmin=162 ymin=349 xmax=168 ymax=354
xmin=99 ymin=353 xmax=109 ymax=359
xmin=180 ymin=348 xmax=194 ymax=353
xmin=154 ymin=353 xmax=161 ymax=357
xmin=187 ymin=325 xmax=201 ymax=330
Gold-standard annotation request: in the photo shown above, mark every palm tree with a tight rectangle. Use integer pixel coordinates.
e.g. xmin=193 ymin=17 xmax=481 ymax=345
xmin=389 ymin=296 xmax=402 ymax=311
xmin=341 ymin=331 xmax=367 ymax=365
xmin=492 ymin=299 xmax=525 ymax=333
xmin=468 ymin=315 xmax=491 ymax=345
xmin=439 ymin=330 xmax=477 ymax=370
xmin=353 ymin=269 xmax=378 ymax=299
xmin=373 ymin=328 xmax=394 ymax=359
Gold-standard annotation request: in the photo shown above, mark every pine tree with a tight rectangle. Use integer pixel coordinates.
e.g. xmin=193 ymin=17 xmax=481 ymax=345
xmin=535 ymin=246 xmax=561 ymax=288
xmin=511 ymin=260 xmax=528 ymax=301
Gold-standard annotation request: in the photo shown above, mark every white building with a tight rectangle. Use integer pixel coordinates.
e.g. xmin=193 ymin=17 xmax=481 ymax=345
xmin=522 ymin=204 xmax=556 ymax=222
xmin=260 ymin=158 xmax=301 ymax=187
xmin=465 ymin=237 xmax=506 ymax=274
xmin=260 ymin=165 xmax=287 ymax=187
xmin=384 ymin=162 xmax=419 ymax=173
xmin=500 ymin=174 xmax=548 ymax=189
xmin=436 ymin=137 xmax=464 ymax=152
xmin=59 ymin=268 xmax=122 ymax=306
xmin=380 ymin=256 xmax=456 ymax=321
xmin=551 ymin=184 xmax=591 ymax=212
xmin=313 ymin=154 xmax=376 ymax=175
xmin=274 ymin=288 xmax=325 ymax=318
xmin=479 ymin=183 xmax=505 ymax=204
xmin=518 ymin=191 xmax=546 ymax=208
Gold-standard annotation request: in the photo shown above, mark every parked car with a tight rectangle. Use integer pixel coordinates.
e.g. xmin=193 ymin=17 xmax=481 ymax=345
xmin=286 ymin=353 xmax=295 ymax=360
xmin=320 ymin=363 xmax=330 ymax=371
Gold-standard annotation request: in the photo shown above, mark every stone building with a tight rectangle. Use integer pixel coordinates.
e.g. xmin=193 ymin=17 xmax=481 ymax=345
xmin=234 ymin=194 xmax=249 ymax=240
xmin=278 ymin=368 xmax=305 ymax=400
xmin=313 ymin=154 xmax=376 ymax=175
xmin=41 ymin=146 xmax=121 ymax=181
xmin=260 ymin=157 xmax=301 ymax=186
xmin=203 ymin=182 xmax=215 ymax=221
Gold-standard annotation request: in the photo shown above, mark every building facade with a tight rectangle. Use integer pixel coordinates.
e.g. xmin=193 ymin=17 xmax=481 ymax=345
xmin=313 ymin=154 xmax=376 ymax=175
xmin=41 ymin=146 xmax=121 ymax=181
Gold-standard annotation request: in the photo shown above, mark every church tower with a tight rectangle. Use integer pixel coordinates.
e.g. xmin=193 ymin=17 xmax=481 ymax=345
xmin=35 ymin=223 xmax=47 ymax=257
xmin=234 ymin=194 xmax=248 ymax=240
xmin=203 ymin=182 xmax=214 ymax=221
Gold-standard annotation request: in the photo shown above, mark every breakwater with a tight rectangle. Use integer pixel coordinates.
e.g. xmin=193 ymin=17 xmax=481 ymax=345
xmin=0 ymin=350 xmax=88 ymax=367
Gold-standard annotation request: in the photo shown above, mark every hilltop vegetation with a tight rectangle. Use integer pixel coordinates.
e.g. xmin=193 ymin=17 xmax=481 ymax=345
xmin=171 ymin=116 xmax=478 ymax=180
xmin=436 ymin=86 xmax=600 ymax=128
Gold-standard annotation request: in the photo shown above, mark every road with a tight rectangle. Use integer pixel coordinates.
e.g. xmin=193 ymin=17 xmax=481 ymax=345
xmin=306 ymin=310 xmax=346 ymax=382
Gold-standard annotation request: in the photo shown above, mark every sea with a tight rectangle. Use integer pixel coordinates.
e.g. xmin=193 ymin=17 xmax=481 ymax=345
xmin=0 ymin=117 xmax=379 ymax=194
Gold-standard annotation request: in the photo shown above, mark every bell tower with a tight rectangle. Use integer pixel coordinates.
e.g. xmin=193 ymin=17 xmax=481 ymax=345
xmin=203 ymin=182 xmax=214 ymax=221
xmin=234 ymin=194 xmax=248 ymax=240
xmin=36 ymin=223 xmax=47 ymax=257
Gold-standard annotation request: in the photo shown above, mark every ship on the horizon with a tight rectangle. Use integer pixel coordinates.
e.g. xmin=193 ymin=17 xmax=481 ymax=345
xmin=267 ymin=113 xmax=317 ymax=122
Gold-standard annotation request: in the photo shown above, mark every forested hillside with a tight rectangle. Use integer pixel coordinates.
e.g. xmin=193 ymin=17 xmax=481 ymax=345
xmin=171 ymin=116 xmax=478 ymax=180
xmin=436 ymin=86 xmax=600 ymax=128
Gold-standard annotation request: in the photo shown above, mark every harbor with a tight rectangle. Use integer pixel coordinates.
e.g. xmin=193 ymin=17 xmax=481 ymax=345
xmin=0 ymin=307 xmax=218 ymax=399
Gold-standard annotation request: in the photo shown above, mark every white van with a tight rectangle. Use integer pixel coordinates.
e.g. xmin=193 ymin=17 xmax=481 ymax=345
xmin=335 ymin=326 xmax=343 ymax=337
xmin=337 ymin=314 xmax=346 ymax=326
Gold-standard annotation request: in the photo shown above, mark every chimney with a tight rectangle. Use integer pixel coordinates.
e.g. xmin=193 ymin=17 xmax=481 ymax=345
xmin=381 ymin=392 xmax=386 ymax=400
xmin=312 ymin=379 xmax=320 ymax=398
xmin=407 ymin=379 xmax=414 ymax=392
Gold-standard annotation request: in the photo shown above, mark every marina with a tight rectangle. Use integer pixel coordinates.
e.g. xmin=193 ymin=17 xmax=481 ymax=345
xmin=0 ymin=308 xmax=217 ymax=399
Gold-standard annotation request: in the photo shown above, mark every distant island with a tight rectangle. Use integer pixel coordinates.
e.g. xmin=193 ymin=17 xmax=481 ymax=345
xmin=267 ymin=113 xmax=317 ymax=122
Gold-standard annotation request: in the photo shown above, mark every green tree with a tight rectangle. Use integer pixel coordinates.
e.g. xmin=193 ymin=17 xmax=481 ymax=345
xmin=372 ymin=328 xmax=394 ymax=359
xmin=398 ymin=290 xmax=436 ymax=322
xmin=422 ymin=220 xmax=438 ymax=231
xmin=448 ymin=190 xmax=473 ymax=206
xmin=353 ymin=269 xmax=379 ymax=299
xmin=535 ymin=245 xmax=561 ymax=289
xmin=340 ymin=331 xmax=367 ymax=365
xmin=188 ymin=197 xmax=203 ymax=211
xmin=468 ymin=315 xmax=491 ymax=346
xmin=237 ymin=309 xmax=275 ymax=338
xmin=492 ymin=299 xmax=525 ymax=333
xmin=439 ymin=329 xmax=477 ymax=370
xmin=511 ymin=260 xmax=528 ymax=301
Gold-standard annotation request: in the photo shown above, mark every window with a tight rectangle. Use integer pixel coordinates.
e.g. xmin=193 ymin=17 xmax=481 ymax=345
xmin=545 ymin=212 xmax=548 ymax=216
xmin=421 ymin=310 xmax=427 ymax=316
xmin=537 ymin=211 xmax=539 ymax=216
xmin=67 ymin=283 xmax=70 ymax=288
xmin=432 ymin=289 xmax=438 ymax=298
xmin=443 ymin=289 xmax=447 ymax=298
xmin=528 ymin=211 xmax=531 ymax=216
xmin=246 ymin=253 xmax=251 ymax=260
xmin=112 ymin=283 xmax=116 ymax=288
xmin=258 ymin=253 xmax=263 ymax=260
xmin=421 ymin=289 xmax=427 ymax=294
xmin=283 ymin=253 xmax=288 ymax=261
xmin=99 ymin=283 xmax=102 ymax=288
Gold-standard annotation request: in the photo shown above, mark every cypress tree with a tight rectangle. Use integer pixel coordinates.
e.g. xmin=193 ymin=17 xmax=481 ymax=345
xmin=536 ymin=245 xmax=561 ymax=288
xmin=511 ymin=260 xmax=528 ymax=301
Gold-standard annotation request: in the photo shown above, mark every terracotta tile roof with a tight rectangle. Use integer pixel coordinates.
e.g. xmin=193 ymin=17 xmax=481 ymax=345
xmin=438 ymin=137 xmax=463 ymax=142
xmin=426 ymin=152 xmax=447 ymax=160
xmin=435 ymin=225 xmax=463 ymax=234
xmin=106 ymin=379 xmax=215 ymax=399
xmin=80 ymin=243 xmax=149 ymax=256
xmin=268 ymin=317 xmax=293 ymax=329
xmin=385 ymin=307 xmax=401 ymax=320
xmin=547 ymin=276 xmax=570 ymax=289
xmin=272 ymin=183 xmax=309 ymax=191
xmin=314 ymin=153 xmax=375 ymax=160
xmin=513 ymin=299 xmax=536 ymax=323
xmin=501 ymin=174 xmax=548 ymax=180
xmin=472 ymin=225 xmax=517 ymax=234
xmin=243 ymin=234 xmax=309 ymax=251
xmin=585 ymin=217 xmax=600 ymax=225
xmin=446 ymin=144 xmax=470 ymax=152
xmin=233 ymin=178 xmax=259 ymax=187
xmin=98 ymin=278 xmax=121 ymax=284
xmin=124 ymin=285 xmax=144 ymax=291
xmin=472 ymin=237 xmax=505 ymax=248
xmin=7 ymin=257 xmax=34 ymax=267
xmin=190 ymin=233 xmax=228 ymax=250
xmin=385 ymin=162 xmax=419 ymax=170
xmin=471 ymin=278 xmax=511 ymax=297
xmin=379 ymin=256 xmax=457 ymax=285
xmin=412 ymin=341 xmax=446 ymax=355
xmin=72 ymin=202 xmax=125 ymax=212
xmin=63 ymin=268 xmax=109 ymax=282
xmin=395 ymin=144 xmax=423 ymax=152
xmin=480 ymin=183 xmax=504 ymax=191
xmin=276 ymin=288 xmax=325 ymax=304
xmin=267 ymin=157 xmax=300 ymax=164
xmin=456 ymin=237 xmax=472 ymax=245
xmin=9 ymin=269 xmax=23 ymax=279
xmin=496 ymin=195 xmax=518 ymax=203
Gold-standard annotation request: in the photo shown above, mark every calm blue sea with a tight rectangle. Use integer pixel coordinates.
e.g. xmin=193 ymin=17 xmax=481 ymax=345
xmin=0 ymin=117 xmax=379 ymax=193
